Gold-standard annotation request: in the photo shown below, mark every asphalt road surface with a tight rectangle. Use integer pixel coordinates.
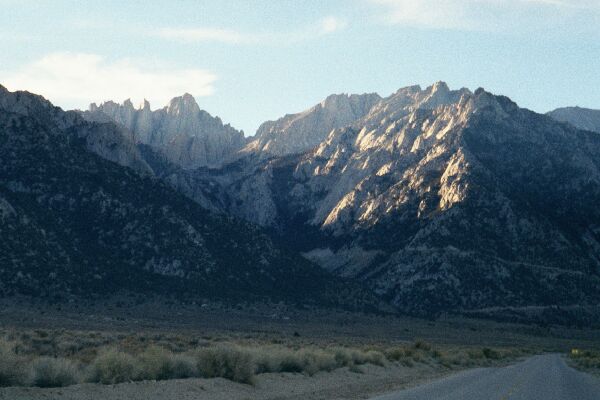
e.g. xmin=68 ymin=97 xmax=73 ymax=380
xmin=372 ymin=354 xmax=600 ymax=400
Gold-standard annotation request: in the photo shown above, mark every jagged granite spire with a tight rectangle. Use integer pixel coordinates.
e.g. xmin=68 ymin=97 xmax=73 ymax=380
xmin=84 ymin=94 xmax=246 ymax=169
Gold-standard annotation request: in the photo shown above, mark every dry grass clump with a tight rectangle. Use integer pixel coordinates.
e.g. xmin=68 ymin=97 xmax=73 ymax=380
xmin=382 ymin=341 xmax=525 ymax=370
xmin=93 ymin=343 xmax=388 ymax=384
xmin=0 ymin=339 xmax=27 ymax=387
xmin=0 ymin=339 xmax=80 ymax=387
xmin=0 ymin=332 xmax=529 ymax=389
xmin=296 ymin=349 xmax=339 ymax=375
xmin=29 ymin=357 xmax=80 ymax=388
xmin=87 ymin=349 xmax=138 ymax=384
xmin=86 ymin=346 xmax=201 ymax=384
xmin=249 ymin=345 xmax=385 ymax=377
xmin=137 ymin=346 xmax=197 ymax=381
xmin=332 ymin=347 xmax=386 ymax=367
xmin=168 ymin=353 xmax=199 ymax=379
xmin=383 ymin=341 xmax=434 ymax=365
xmin=194 ymin=345 xmax=255 ymax=383
xmin=569 ymin=349 xmax=600 ymax=372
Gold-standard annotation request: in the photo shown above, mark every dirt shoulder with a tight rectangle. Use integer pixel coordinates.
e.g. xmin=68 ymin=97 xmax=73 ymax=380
xmin=0 ymin=362 xmax=468 ymax=400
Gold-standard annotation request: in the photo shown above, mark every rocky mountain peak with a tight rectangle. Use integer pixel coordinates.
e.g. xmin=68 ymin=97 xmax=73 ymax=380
xmin=123 ymin=98 xmax=134 ymax=109
xmin=84 ymin=94 xmax=245 ymax=169
xmin=421 ymin=81 xmax=469 ymax=107
xmin=428 ymin=81 xmax=450 ymax=98
xmin=0 ymin=85 xmax=58 ymax=119
xmin=431 ymin=80 xmax=449 ymax=91
xmin=320 ymin=93 xmax=353 ymax=108
xmin=166 ymin=93 xmax=201 ymax=116
xmin=245 ymin=92 xmax=382 ymax=157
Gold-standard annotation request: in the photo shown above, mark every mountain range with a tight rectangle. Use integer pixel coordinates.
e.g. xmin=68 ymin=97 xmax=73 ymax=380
xmin=167 ymin=82 xmax=600 ymax=317
xmin=2 ymin=81 xmax=600 ymax=322
xmin=0 ymin=85 xmax=376 ymax=310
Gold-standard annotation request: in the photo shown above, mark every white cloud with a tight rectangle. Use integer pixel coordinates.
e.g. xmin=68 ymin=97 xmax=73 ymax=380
xmin=370 ymin=0 xmax=471 ymax=29
xmin=369 ymin=0 xmax=599 ymax=30
xmin=2 ymin=53 xmax=216 ymax=110
xmin=319 ymin=16 xmax=348 ymax=34
xmin=157 ymin=16 xmax=347 ymax=45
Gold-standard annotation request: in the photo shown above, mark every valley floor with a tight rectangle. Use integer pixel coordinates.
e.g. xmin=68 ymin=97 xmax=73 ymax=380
xmin=0 ymin=297 xmax=599 ymax=399
xmin=1 ymin=297 xmax=599 ymax=348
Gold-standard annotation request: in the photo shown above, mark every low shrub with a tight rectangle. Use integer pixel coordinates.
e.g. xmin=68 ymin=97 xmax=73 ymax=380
xmin=274 ymin=350 xmax=305 ymax=373
xmin=332 ymin=347 xmax=354 ymax=367
xmin=194 ymin=345 xmax=255 ymax=384
xmin=384 ymin=347 xmax=406 ymax=361
xmin=137 ymin=346 xmax=174 ymax=381
xmin=468 ymin=349 xmax=485 ymax=360
xmin=379 ymin=345 xmax=430 ymax=366
xmin=297 ymin=349 xmax=337 ymax=375
xmin=170 ymin=353 xmax=199 ymax=379
xmin=414 ymin=340 xmax=432 ymax=351
xmin=0 ymin=340 xmax=27 ymax=387
xmin=251 ymin=347 xmax=283 ymax=373
xmin=138 ymin=346 xmax=199 ymax=380
xmin=87 ymin=349 xmax=138 ymax=384
xmin=331 ymin=347 xmax=381 ymax=367
xmin=482 ymin=348 xmax=501 ymax=360
xmin=364 ymin=350 xmax=386 ymax=366
xmin=29 ymin=357 xmax=80 ymax=388
xmin=0 ymin=331 xmax=532 ymax=389
xmin=570 ymin=349 xmax=600 ymax=370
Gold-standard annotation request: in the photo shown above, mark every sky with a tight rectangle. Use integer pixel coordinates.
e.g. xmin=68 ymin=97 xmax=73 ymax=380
xmin=1 ymin=0 xmax=599 ymax=135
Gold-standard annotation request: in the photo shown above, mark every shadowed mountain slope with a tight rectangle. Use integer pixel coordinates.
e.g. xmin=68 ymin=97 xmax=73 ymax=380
xmin=0 ymin=86 xmax=377 ymax=309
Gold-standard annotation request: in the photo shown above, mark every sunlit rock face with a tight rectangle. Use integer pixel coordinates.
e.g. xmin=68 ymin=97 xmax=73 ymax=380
xmin=195 ymin=82 xmax=600 ymax=315
xmin=244 ymin=92 xmax=381 ymax=157
xmin=86 ymin=94 xmax=246 ymax=169
xmin=0 ymin=85 xmax=371 ymax=308
xmin=547 ymin=106 xmax=600 ymax=133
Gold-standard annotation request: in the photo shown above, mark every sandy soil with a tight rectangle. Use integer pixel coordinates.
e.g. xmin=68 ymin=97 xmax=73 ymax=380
xmin=0 ymin=363 xmax=454 ymax=400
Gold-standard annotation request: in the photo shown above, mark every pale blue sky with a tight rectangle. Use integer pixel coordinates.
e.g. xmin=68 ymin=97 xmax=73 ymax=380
xmin=1 ymin=0 xmax=599 ymax=135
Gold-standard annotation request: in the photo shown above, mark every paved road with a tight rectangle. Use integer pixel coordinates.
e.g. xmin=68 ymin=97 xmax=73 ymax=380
xmin=372 ymin=354 xmax=600 ymax=400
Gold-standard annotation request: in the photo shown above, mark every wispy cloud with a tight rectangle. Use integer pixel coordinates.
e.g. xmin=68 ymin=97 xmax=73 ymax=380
xmin=369 ymin=0 xmax=599 ymax=30
xmin=157 ymin=16 xmax=347 ymax=45
xmin=2 ymin=53 xmax=216 ymax=109
xmin=318 ymin=16 xmax=348 ymax=34
xmin=158 ymin=27 xmax=256 ymax=44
